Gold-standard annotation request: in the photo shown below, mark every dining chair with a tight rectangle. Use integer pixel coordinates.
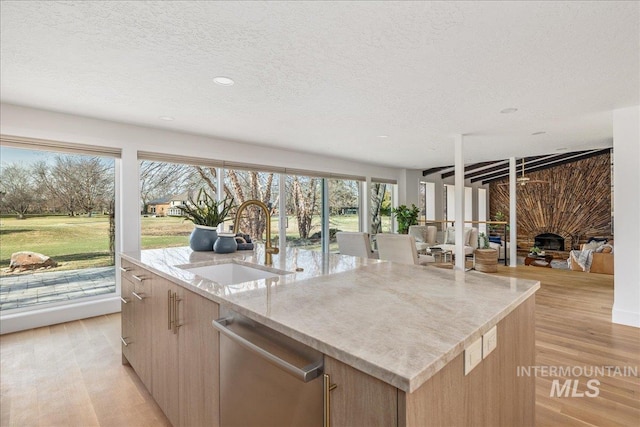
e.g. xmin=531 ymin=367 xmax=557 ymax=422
xmin=376 ymin=233 xmax=434 ymax=266
xmin=336 ymin=232 xmax=378 ymax=259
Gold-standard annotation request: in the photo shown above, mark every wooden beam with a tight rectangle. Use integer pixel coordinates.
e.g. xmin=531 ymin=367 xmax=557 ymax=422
xmin=478 ymin=149 xmax=610 ymax=184
xmin=422 ymin=166 xmax=453 ymax=176
xmin=440 ymin=161 xmax=499 ymax=179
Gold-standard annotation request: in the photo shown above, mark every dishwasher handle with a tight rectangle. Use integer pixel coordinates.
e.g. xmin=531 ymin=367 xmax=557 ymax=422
xmin=213 ymin=317 xmax=323 ymax=383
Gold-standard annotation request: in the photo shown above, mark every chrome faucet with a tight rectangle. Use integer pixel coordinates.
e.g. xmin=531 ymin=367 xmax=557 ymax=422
xmin=233 ymin=200 xmax=279 ymax=265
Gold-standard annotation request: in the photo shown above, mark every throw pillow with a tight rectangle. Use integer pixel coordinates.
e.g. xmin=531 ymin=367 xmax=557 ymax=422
xmin=445 ymin=227 xmax=455 ymax=244
xmin=489 ymin=236 xmax=502 ymax=244
xmin=583 ymin=241 xmax=604 ymax=251
xmin=464 ymin=228 xmax=473 ymax=246
xmin=598 ymin=244 xmax=613 ymax=254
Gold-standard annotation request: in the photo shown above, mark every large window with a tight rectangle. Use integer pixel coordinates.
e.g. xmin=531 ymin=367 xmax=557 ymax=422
xmin=444 ymin=184 xmax=472 ymax=223
xmin=0 ymin=146 xmax=116 ymax=312
xmin=420 ymin=182 xmax=435 ymax=222
xmin=370 ymin=181 xmax=394 ymax=235
xmin=478 ymin=188 xmax=487 ymax=234
xmin=224 ymin=168 xmax=280 ymax=246
xmin=328 ymin=178 xmax=361 ymax=251
xmin=140 ymin=159 xmax=200 ymax=249
xmin=138 ymin=156 xmax=372 ymax=255
xmin=285 ymin=174 xmax=323 ymax=249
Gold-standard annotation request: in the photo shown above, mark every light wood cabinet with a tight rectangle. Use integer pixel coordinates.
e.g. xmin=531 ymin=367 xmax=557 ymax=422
xmin=120 ymin=260 xmax=152 ymax=389
xmin=150 ymin=276 xmax=180 ymax=427
xmin=324 ymin=357 xmax=398 ymax=427
xmin=323 ymin=295 xmax=535 ymax=427
xmin=178 ymin=287 xmax=219 ymax=427
xmin=120 ymin=258 xmax=220 ymax=427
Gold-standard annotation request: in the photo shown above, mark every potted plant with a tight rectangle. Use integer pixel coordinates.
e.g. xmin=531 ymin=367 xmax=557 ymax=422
xmin=178 ymin=188 xmax=235 ymax=251
xmin=475 ymin=232 xmax=498 ymax=272
xmin=529 ymin=246 xmax=541 ymax=257
xmin=392 ymin=204 xmax=420 ymax=234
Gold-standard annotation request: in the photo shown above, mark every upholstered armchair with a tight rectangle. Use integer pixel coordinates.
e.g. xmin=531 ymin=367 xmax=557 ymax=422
xmin=569 ymin=242 xmax=613 ymax=274
xmin=408 ymin=225 xmax=437 ymax=253
xmin=431 ymin=227 xmax=479 ymax=256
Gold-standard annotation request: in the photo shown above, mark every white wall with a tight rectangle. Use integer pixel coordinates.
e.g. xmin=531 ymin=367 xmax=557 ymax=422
xmin=397 ymin=169 xmax=421 ymax=207
xmin=612 ymin=106 xmax=640 ymax=328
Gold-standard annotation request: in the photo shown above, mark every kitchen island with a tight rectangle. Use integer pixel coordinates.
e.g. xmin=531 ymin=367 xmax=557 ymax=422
xmin=120 ymin=245 xmax=539 ymax=427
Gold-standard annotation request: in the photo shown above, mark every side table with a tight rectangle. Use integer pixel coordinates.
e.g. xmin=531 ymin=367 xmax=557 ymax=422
xmin=524 ymin=254 xmax=553 ymax=268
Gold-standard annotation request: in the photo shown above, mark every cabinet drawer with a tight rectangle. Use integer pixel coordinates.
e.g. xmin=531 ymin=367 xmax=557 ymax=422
xmin=120 ymin=259 xmax=149 ymax=284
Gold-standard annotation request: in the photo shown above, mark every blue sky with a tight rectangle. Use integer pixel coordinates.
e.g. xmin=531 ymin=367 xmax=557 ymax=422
xmin=0 ymin=147 xmax=54 ymax=166
xmin=0 ymin=147 xmax=114 ymax=167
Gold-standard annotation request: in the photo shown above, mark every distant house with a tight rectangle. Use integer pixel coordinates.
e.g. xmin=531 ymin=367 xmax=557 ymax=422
xmin=167 ymin=192 xmax=191 ymax=216
xmin=147 ymin=196 xmax=171 ymax=216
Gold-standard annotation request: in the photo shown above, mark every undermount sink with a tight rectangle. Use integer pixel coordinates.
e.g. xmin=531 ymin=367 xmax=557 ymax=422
xmin=182 ymin=262 xmax=288 ymax=286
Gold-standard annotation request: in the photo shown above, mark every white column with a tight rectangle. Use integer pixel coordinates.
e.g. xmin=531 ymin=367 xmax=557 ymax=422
xmin=120 ymin=146 xmax=140 ymax=253
xmin=362 ymin=177 xmax=371 ymax=233
xmin=279 ymin=174 xmax=287 ymax=250
xmin=216 ymin=167 xmax=225 ymax=231
xmin=322 ymin=178 xmax=330 ymax=254
xmin=612 ymin=106 xmax=640 ymax=327
xmin=509 ymin=157 xmax=518 ymax=267
xmin=454 ymin=135 xmax=465 ymax=270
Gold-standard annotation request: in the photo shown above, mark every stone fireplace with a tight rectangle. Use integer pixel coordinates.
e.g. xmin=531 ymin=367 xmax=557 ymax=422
xmin=535 ymin=233 xmax=565 ymax=251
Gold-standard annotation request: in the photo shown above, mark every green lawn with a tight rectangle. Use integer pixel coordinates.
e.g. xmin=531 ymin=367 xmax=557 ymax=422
xmin=0 ymin=215 xmax=113 ymax=273
xmin=0 ymin=213 xmax=389 ymax=274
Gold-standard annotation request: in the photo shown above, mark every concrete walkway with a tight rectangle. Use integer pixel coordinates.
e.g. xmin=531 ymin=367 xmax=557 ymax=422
xmin=0 ymin=266 xmax=115 ymax=311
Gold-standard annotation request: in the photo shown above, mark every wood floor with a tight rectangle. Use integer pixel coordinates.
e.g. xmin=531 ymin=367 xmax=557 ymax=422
xmin=494 ymin=266 xmax=639 ymax=427
xmin=0 ymin=313 xmax=170 ymax=427
xmin=1 ymin=266 xmax=638 ymax=427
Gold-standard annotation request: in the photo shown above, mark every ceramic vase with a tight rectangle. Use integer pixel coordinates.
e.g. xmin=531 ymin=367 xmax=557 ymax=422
xmin=213 ymin=233 xmax=238 ymax=254
xmin=189 ymin=225 xmax=218 ymax=251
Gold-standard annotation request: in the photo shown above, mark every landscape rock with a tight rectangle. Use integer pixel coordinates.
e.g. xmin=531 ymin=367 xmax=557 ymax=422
xmin=9 ymin=251 xmax=58 ymax=271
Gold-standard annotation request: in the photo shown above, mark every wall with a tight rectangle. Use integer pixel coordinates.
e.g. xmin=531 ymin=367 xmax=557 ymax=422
xmin=612 ymin=106 xmax=640 ymax=328
xmin=489 ymin=152 xmax=612 ymax=251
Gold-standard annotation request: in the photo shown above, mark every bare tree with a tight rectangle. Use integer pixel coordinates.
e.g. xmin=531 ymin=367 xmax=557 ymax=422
xmin=34 ymin=156 xmax=113 ymax=216
xmin=140 ymin=161 xmax=192 ymax=213
xmin=370 ymin=182 xmax=387 ymax=234
xmin=225 ymin=170 xmax=275 ymax=240
xmin=0 ymin=163 xmax=36 ymax=219
xmin=291 ymin=176 xmax=319 ymax=239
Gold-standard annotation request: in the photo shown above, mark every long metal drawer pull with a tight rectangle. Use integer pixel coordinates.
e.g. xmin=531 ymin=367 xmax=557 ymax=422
xmin=167 ymin=290 xmax=172 ymax=331
xmin=131 ymin=274 xmax=144 ymax=282
xmin=172 ymin=293 xmax=181 ymax=334
xmin=120 ymin=336 xmax=129 ymax=347
xmin=212 ymin=317 xmax=323 ymax=383
xmin=120 ymin=296 xmax=129 ymax=304
xmin=323 ymin=374 xmax=338 ymax=427
xmin=132 ymin=291 xmax=145 ymax=301
xmin=119 ymin=266 xmax=131 ymax=272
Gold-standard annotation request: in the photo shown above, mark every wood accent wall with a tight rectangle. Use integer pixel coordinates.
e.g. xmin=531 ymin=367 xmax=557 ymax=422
xmin=489 ymin=151 xmax=612 ymax=251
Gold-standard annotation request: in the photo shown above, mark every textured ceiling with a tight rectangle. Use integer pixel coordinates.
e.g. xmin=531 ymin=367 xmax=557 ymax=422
xmin=1 ymin=1 xmax=638 ymax=169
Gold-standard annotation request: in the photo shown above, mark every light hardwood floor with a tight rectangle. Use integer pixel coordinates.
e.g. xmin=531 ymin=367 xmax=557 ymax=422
xmin=1 ymin=266 xmax=638 ymax=427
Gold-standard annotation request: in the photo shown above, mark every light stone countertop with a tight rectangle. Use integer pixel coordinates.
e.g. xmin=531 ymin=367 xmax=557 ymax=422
xmin=121 ymin=245 xmax=539 ymax=393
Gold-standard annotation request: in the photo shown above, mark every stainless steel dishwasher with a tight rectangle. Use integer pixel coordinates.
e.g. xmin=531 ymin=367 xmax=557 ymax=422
xmin=213 ymin=308 xmax=325 ymax=427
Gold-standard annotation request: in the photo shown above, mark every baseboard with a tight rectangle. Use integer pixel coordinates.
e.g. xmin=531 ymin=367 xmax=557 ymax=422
xmin=612 ymin=307 xmax=640 ymax=328
xmin=0 ymin=296 xmax=121 ymax=334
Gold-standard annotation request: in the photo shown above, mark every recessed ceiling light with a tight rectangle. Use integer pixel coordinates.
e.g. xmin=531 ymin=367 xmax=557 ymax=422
xmin=159 ymin=116 xmax=174 ymax=121
xmin=531 ymin=131 xmax=546 ymax=136
xmin=500 ymin=108 xmax=518 ymax=114
xmin=377 ymin=135 xmax=389 ymax=138
xmin=213 ymin=76 xmax=235 ymax=86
